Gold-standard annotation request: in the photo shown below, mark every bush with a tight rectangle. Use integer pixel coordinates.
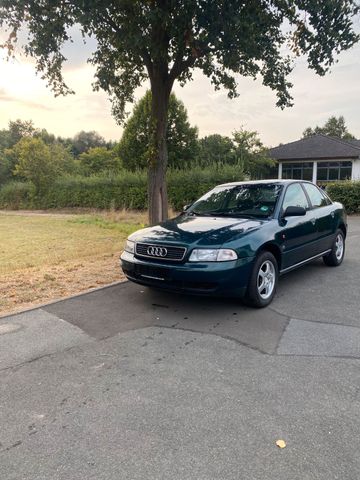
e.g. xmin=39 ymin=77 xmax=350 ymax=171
xmin=0 ymin=181 xmax=34 ymax=209
xmin=0 ymin=164 xmax=245 ymax=211
xmin=327 ymin=181 xmax=360 ymax=214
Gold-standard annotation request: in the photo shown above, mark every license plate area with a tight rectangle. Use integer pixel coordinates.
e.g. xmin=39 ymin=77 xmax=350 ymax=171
xmin=134 ymin=264 xmax=170 ymax=281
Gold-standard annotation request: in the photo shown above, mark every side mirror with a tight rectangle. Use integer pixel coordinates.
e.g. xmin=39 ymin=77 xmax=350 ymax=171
xmin=283 ymin=206 xmax=306 ymax=217
xmin=183 ymin=204 xmax=191 ymax=212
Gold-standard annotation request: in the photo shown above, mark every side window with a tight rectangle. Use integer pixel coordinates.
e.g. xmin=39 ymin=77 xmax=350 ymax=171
xmin=303 ymin=183 xmax=328 ymax=208
xmin=282 ymin=183 xmax=309 ymax=211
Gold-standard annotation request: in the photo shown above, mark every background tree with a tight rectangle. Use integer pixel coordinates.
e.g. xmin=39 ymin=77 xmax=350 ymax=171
xmin=119 ymin=91 xmax=198 ymax=170
xmin=13 ymin=138 xmax=59 ymax=195
xmin=34 ymin=128 xmax=57 ymax=145
xmin=197 ymin=134 xmax=235 ymax=167
xmin=0 ymin=148 xmax=15 ymax=186
xmin=232 ymin=129 xmax=274 ymax=179
xmin=71 ymin=131 xmax=106 ymax=156
xmin=0 ymin=120 xmax=36 ymax=185
xmin=1 ymin=2 xmax=358 ymax=222
xmin=50 ymin=142 xmax=78 ymax=175
xmin=303 ymin=116 xmax=355 ymax=140
xmin=4 ymin=136 xmax=77 ymax=190
xmin=7 ymin=119 xmax=35 ymax=146
xmin=79 ymin=146 xmax=121 ymax=175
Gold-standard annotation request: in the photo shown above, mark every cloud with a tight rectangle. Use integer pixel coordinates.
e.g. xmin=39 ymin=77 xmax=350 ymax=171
xmin=0 ymin=88 xmax=52 ymax=111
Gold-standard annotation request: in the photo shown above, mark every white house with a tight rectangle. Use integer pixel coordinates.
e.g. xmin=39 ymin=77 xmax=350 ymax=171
xmin=269 ymin=134 xmax=360 ymax=184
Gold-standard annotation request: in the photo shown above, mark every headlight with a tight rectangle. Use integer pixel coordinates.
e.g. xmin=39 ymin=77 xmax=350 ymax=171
xmin=189 ymin=248 xmax=237 ymax=262
xmin=124 ymin=239 xmax=135 ymax=254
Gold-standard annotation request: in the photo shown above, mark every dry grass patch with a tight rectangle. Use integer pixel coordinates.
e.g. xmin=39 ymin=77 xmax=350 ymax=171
xmin=0 ymin=210 xmax=146 ymax=315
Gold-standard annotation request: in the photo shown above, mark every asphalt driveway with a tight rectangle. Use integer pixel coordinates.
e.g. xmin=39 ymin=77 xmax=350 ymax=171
xmin=1 ymin=217 xmax=360 ymax=480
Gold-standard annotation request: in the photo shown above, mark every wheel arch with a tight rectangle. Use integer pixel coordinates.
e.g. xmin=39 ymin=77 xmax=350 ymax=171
xmin=338 ymin=222 xmax=347 ymax=238
xmin=257 ymin=242 xmax=282 ymax=271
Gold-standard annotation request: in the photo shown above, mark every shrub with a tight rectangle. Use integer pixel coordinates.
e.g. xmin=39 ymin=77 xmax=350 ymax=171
xmin=0 ymin=181 xmax=34 ymax=209
xmin=327 ymin=181 xmax=360 ymax=214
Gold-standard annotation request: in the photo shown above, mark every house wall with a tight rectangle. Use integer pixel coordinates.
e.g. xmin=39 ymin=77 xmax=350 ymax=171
xmin=352 ymin=158 xmax=360 ymax=180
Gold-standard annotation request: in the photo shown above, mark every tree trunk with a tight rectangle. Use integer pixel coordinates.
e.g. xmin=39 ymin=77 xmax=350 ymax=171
xmin=148 ymin=79 xmax=170 ymax=225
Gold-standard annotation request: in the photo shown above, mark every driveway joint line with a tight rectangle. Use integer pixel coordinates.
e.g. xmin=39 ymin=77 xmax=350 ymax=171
xmin=268 ymin=306 xmax=360 ymax=330
xmin=276 ymin=353 xmax=360 ymax=361
xmin=274 ymin=314 xmax=292 ymax=355
xmin=0 ymin=336 xmax=96 ymax=373
xmin=154 ymin=324 xmax=272 ymax=355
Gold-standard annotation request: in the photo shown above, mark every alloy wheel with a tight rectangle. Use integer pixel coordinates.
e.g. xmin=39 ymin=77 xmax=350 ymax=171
xmin=335 ymin=233 xmax=344 ymax=261
xmin=257 ymin=260 xmax=276 ymax=300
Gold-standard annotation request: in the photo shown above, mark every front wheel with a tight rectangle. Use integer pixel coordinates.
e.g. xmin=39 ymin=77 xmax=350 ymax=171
xmin=323 ymin=229 xmax=345 ymax=266
xmin=243 ymin=251 xmax=278 ymax=308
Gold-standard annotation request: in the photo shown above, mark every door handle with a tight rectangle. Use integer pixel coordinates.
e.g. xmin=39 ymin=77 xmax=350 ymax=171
xmin=311 ymin=218 xmax=316 ymax=225
xmin=331 ymin=211 xmax=335 ymax=218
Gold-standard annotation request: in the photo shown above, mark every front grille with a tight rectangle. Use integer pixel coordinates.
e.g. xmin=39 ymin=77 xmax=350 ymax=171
xmin=135 ymin=243 xmax=186 ymax=262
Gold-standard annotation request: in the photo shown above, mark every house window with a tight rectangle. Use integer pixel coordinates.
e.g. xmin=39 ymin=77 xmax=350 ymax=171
xmin=317 ymin=161 xmax=352 ymax=182
xmin=282 ymin=162 xmax=313 ymax=181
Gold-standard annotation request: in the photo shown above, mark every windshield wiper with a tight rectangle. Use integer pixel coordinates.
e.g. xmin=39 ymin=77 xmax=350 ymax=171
xmin=188 ymin=211 xmax=260 ymax=219
xmin=188 ymin=210 xmax=218 ymax=216
xmin=219 ymin=213 xmax=259 ymax=219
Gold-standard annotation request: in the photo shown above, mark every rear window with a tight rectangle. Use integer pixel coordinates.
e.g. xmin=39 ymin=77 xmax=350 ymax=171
xmin=303 ymin=183 xmax=329 ymax=208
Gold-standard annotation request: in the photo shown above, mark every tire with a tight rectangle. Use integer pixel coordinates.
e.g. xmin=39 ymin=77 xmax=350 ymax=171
xmin=244 ymin=251 xmax=278 ymax=308
xmin=323 ymin=229 xmax=345 ymax=266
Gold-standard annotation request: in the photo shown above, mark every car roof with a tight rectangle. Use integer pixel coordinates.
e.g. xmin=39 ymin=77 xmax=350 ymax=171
xmin=217 ymin=179 xmax=314 ymax=188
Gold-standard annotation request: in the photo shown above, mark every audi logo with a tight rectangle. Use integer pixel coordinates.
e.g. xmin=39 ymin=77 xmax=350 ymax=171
xmin=147 ymin=246 xmax=168 ymax=257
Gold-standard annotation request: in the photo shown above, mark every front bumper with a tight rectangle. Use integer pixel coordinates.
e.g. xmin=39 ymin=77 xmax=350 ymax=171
xmin=120 ymin=251 xmax=255 ymax=297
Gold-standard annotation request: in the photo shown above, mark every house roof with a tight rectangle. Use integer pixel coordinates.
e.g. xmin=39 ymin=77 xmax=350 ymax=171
xmin=269 ymin=134 xmax=360 ymax=161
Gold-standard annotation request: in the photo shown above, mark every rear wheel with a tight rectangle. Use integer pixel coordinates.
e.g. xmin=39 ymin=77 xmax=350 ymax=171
xmin=323 ymin=229 xmax=345 ymax=266
xmin=244 ymin=251 xmax=278 ymax=308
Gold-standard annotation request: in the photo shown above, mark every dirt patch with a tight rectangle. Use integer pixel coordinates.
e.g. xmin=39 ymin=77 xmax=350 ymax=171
xmin=0 ymin=253 xmax=126 ymax=316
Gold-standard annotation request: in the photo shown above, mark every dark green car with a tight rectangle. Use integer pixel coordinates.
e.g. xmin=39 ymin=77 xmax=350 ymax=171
xmin=121 ymin=180 xmax=347 ymax=307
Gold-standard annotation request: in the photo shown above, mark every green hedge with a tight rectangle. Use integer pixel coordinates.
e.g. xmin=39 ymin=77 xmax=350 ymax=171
xmin=0 ymin=164 xmax=245 ymax=211
xmin=327 ymin=181 xmax=360 ymax=214
xmin=0 ymin=181 xmax=35 ymax=209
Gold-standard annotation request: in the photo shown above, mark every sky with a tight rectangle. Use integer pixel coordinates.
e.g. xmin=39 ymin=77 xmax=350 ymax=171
xmin=1 ymin=26 xmax=360 ymax=147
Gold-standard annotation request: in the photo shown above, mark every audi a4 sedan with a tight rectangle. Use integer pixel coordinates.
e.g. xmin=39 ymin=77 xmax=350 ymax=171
xmin=121 ymin=180 xmax=346 ymax=307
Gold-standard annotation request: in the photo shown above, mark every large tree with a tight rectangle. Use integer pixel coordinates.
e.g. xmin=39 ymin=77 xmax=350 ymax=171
xmin=1 ymin=1 xmax=358 ymax=222
xmin=119 ymin=91 xmax=198 ymax=170
xmin=303 ymin=115 xmax=356 ymax=140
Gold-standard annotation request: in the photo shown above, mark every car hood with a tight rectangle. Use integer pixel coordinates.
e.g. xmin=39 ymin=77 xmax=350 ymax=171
xmin=129 ymin=215 xmax=265 ymax=247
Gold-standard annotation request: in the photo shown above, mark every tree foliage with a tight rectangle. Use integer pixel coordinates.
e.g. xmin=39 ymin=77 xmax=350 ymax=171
xmin=232 ymin=128 xmax=274 ymax=179
xmin=197 ymin=134 xmax=235 ymax=167
xmin=118 ymin=91 xmax=198 ymax=170
xmin=303 ymin=116 xmax=355 ymax=140
xmin=0 ymin=119 xmax=119 ymax=185
xmin=71 ymin=131 xmax=106 ymax=156
xmin=196 ymin=130 xmax=274 ymax=178
xmin=13 ymin=137 xmax=58 ymax=195
xmin=79 ymin=146 xmax=121 ymax=175
xmin=1 ymin=1 xmax=358 ymax=221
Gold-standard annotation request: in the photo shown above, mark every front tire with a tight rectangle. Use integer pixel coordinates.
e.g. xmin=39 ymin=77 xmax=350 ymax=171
xmin=244 ymin=251 xmax=278 ymax=308
xmin=323 ymin=229 xmax=345 ymax=266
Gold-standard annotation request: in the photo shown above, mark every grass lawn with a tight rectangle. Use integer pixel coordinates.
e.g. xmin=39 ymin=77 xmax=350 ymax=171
xmin=0 ymin=210 xmax=147 ymax=316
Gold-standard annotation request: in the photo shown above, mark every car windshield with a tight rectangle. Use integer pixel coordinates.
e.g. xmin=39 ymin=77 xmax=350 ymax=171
xmin=188 ymin=184 xmax=283 ymax=219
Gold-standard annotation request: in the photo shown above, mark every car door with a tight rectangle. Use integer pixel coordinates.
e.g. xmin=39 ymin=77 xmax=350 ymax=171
xmin=279 ymin=182 xmax=317 ymax=269
xmin=302 ymin=183 xmax=334 ymax=253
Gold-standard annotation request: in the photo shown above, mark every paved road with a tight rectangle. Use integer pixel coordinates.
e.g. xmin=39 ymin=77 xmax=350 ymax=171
xmin=1 ymin=217 xmax=360 ymax=479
